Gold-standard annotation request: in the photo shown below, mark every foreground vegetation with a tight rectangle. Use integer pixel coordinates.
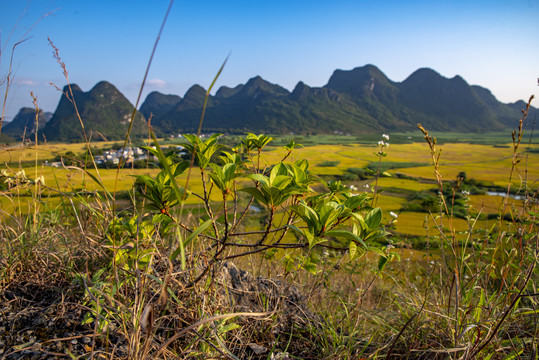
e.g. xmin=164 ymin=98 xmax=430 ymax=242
xmin=1 ymin=105 xmax=538 ymax=358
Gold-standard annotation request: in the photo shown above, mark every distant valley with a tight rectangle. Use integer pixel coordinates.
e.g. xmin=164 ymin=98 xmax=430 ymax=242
xmin=1 ymin=65 xmax=536 ymax=143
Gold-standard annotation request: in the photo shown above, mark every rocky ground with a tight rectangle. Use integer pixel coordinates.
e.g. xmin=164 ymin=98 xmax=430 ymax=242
xmin=0 ymin=262 xmax=324 ymax=359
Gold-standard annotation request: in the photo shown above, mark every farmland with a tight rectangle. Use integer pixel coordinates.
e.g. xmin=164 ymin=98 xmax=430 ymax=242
xmin=2 ymin=136 xmax=536 ymax=239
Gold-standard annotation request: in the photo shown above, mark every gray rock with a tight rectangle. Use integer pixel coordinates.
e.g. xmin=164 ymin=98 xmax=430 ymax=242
xmin=248 ymin=343 xmax=268 ymax=355
xmin=217 ymin=262 xmax=321 ymax=334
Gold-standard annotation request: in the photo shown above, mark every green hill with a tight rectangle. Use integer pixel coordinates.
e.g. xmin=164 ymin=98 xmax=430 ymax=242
xmin=139 ymin=91 xmax=181 ymax=122
xmin=2 ymin=107 xmax=52 ymax=140
xmin=43 ymin=82 xmax=147 ymax=142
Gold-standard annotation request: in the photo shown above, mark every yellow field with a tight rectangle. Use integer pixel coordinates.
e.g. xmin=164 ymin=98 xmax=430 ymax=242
xmin=387 ymin=143 xmax=539 ymax=186
xmin=0 ymin=142 xmax=121 ymax=164
xmin=468 ymin=194 xmax=522 ymax=214
xmin=2 ymin=140 xmax=536 ymax=240
xmin=393 ymin=211 xmax=516 ymax=239
xmin=337 ymin=142 xmax=430 ymax=163
xmin=0 ymin=166 xmax=228 ymax=217
xmin=375 ymin=177 xmax=435 ymax=192
xmin=376 ymin=194 xmax=406 ymax=212
xmin=261 ymin=145 xmax=370 ymax=176
xmin=261 ymin=142 xmax=539 ymax=187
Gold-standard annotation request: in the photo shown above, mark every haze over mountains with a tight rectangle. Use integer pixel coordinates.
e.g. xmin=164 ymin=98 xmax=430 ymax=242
xmin=2 ymin=65 xmax=535 ymax=142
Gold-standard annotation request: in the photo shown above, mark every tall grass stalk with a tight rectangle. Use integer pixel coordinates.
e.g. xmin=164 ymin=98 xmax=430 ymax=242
xmin=413 ymin=111 xmax=538 ymax=359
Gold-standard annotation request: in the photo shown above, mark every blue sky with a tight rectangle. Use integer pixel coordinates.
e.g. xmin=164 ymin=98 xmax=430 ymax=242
xmin=1 ymin=0 xmax=538 ymax=121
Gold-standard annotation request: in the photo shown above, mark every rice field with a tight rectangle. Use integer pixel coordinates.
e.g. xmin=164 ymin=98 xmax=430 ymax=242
xmin=0 ymin=141 xmax=120 ymax=163
xmin=392 ymin=211 xmax=515 ymax=238
xmin=2 ymin=138 xmax=536 ymax=239
xmin=374 ymin=177 xmax=435 ymax=191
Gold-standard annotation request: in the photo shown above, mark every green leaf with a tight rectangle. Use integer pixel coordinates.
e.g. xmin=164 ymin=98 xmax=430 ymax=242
xmin=284 ymin=139 xmax=303 ymax=151
xmin=308 ymin=235 xmax=326 ymax=249
xmin=239 ymin=187 xmax=269 ymax=207
xmin=325 ymin=230 xmax=367 ymax=249
xmin=304 ymin=230 xmax=315 ymax=247
xmin=13 ymin=342 xmax=35 ymax=351
xmin=349 ymin=241 xmax=357 ymax=261
xmin=220 ymin=322 xmax=241 ymax=333
xmin=286 ymin=224 xmax=304 ymax=236
xmin=343 ymin=194 xmax=368 ymax=210
xmin=377 ymin=255 xmax=388 ymax=272
xmin=368 ymin=246 xmax=387 ymax=257
xmin=473 ymin=288 xmax=485 ymax=322
xmin=271 ymin=174 xmax=292 ymax=189
xmin=150 ymin=130 xmax=187 ymax=207
xmin=365 ymin=207 xmax=382 ymax=229
xmin=302 ymin=260 xmax=318 ymax=275
xmin=269 ymin=162 xmax=287 ymax=184
xmin=246 ymin=173 xmax=269 ymax=187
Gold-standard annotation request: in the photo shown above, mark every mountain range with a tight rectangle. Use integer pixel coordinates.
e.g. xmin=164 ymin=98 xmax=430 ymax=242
xmin=1 ymin=65 xmax=536 ymax=142
xmin=2 ymin=108 xmax=52 ymax=139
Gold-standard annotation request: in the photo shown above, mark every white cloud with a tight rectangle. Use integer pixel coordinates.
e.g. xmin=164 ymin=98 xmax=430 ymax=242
xmin=147 ymin=78 xmax=166 ymax=88
xmin=16 ymin=79 xmax=38 ymax=86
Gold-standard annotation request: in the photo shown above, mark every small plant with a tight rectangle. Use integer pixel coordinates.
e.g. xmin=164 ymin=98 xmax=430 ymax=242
xmin=371 ymin=133 xmax=390 ymax=206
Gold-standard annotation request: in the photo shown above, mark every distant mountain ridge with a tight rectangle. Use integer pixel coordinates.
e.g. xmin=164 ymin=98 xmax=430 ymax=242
xmin=3 ymin=108 xmax=52 ymax=140
xmin=143 ymin=65 xmax=535 ymax=135
xmin=139 ymin=91 xmax=181 ymax=122
xmin=42 ymin=81 xmax=147 ymax=142
xmin=3 ymin=65 xmax=536 ymax=142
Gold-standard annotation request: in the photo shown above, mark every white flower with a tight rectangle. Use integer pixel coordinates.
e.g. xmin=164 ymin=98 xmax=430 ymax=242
xmin=390 ymin=211 xmax=398 ymax=218
xmin=349 ymin=185 xmax=358 ymax=191
xmin=382 ymin=134 xmax=389 ymax=140
xmin=363 ymin=184 xmax=370 ymax=189
xmin=462 ymin=190 xmax=470 ymax=196
xmin=15 ymin=170 xmax=27 ymax=179
xmin=378 ymin=140 xmax=385 ymax=147
xmin=34 ymin=176 xmax=45 ymax=185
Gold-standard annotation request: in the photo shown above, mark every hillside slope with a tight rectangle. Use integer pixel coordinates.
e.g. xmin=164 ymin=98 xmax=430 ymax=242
xmin=43 ymin=82 xmax=147 ymax=142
